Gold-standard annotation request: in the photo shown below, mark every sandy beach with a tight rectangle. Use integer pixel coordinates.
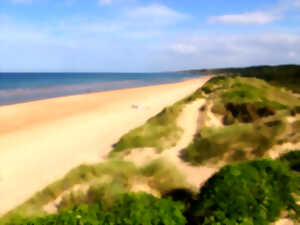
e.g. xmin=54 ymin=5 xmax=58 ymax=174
xmin=0 ymin=76 xmax=211 ymax=215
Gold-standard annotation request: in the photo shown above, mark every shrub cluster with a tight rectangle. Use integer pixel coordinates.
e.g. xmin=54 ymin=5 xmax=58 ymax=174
xmin=8 ymin=159 xmax=299 ymax=225
xmin=189 ymin=160 xmax=299 ymax=225
xmin=8 ymin=193 xmax=186 ymax=225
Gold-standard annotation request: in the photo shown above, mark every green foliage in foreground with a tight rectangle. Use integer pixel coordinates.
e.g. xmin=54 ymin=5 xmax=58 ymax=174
xmin=190 ymin=159 xmax=299 ymax=225
xmin=280 ymin=150 xmax=300 ymax=172
xmin=5 ymin=159 xmax=300 ymax=225
xmin=0 ymin=159 xmax=187 ymax=225
xmin=8 ymin=193 xmax=186 ymax=225
xmin=110 ymin=88 xmax=204 ymax=155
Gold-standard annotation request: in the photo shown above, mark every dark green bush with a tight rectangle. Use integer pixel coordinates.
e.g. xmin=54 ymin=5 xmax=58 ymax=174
xmin=189 ymin=160 xmax=299 ymax=225
xmin=280 ymin=150 xmax=300 ymax=172
xmin=9 ymin=193 xmax=186 ymax=225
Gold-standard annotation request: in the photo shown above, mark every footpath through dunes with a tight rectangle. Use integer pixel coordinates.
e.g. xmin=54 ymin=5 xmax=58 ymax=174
xmin=0 ymin=77 xmax=211 ymax=215
xmin=125 ymin=99 xmax=218 ymax=189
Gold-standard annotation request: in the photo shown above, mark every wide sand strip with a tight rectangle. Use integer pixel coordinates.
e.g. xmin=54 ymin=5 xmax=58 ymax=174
xmin=0 ymin=76 xmax=211 ymax=214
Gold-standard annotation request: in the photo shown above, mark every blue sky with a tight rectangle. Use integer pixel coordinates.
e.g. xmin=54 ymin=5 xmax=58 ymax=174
xmin=0 ymin=0 xmax=300 ymax=72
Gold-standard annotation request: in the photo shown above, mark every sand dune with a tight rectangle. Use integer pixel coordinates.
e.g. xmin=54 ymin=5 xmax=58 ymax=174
xmin=0 ymin=76 xmax=211 ymax=215
xmin=125 ymin=99 xmax=217 ymax=189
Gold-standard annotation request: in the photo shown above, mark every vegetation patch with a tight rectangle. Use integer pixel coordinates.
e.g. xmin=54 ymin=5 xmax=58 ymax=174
xmin=140 ymin=158 xmax=188 ymax=194
xmin=0 ymin=159 xmax=187 ymax=225
xmin=209 ymin=76 xmax=298 ymax=122
xmin=182 ymin=119 xmax=286 ymax=164
xmin=185 ymin=65 xmax=300 ymax=93
xmin=189 ymin=160 xmax=299 ymax=225
xmin=112 ymin=104 xmax=184 ymax=154
xmin=280 ymin=150 xmax=300 ymax=172
xmin=182 ymin=75 xmax=300 ymax=165
xmin=110 ymin=88 xmax=204 ymax=156
xmin=2 ymin=157 xmax=299 ymax=225
xmin=8 ymin=192 xmax=186 ymax=225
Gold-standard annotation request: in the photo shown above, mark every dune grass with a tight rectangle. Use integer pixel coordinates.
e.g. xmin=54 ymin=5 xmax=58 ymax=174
xmin=110 ymin=88 xmax=205 ymax=156
xmin=182 ymin=119 xmax=286 ymax=164
xmin=209 ymin=77 xmax=299 ymax=118
xmin=182 ymin=76 xmax=300 ymax=165
xmin=111 ymin=103 xmax=184 ymax=154
xmin=0 ymin=159 xmax=188 ymax=225
xmin=57 ymin=158 xmax=188 ymax=212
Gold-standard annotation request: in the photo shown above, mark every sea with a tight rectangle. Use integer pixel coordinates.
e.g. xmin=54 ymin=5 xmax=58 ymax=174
xmin=0 ymin=72 xmax=202 ymax=106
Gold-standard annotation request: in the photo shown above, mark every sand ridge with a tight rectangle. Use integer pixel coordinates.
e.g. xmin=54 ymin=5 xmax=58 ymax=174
xmin=0 ymin=76 xmax=211 ymax=215
xmin=125 ymin=99 xmax=218 ymax=189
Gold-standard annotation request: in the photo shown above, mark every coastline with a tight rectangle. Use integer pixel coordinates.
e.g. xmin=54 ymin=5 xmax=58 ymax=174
xmin=0 ymin=73 xmax=203 ymax=107
xmin=0 ymin=75 xmax=211 ymax=214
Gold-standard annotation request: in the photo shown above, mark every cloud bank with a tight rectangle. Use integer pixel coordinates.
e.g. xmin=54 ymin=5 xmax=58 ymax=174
xmin=209 ymin=11 xmax=279 ymax=25
xmin=1 ymin=0 xmax=299 ymax=72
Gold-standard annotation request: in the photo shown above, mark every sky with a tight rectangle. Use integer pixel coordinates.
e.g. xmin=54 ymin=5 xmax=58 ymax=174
xmin=0 ymin=0 xmax=300 ymax=72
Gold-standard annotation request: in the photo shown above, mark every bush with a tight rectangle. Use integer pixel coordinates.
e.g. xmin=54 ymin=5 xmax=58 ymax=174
xmin=163 ymin=188 xmax=196 ymax=213
xmin=140 ymin=159 xmax=188 ymax=194
xmin=189 ymin=160 xmax=299 ymax=225
xmin=9 ymin=193 xmax=187 ymax=225
xmin=280 ymin=150 xmax=300 ymax=172
xmin=183 ymin=117 xmax=286 ymax=164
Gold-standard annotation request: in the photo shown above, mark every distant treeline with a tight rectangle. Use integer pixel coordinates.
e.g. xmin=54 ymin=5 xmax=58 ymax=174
xmin=183 ymin=65 xmax=300 ymax=92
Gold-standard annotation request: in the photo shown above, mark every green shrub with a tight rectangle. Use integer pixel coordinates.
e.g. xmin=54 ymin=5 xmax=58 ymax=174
xmin=140 ymin=159 xmax=188 ymax=194
xmin=280 ymin=150 xmax=300 ymax=172
xmin=183 ymin=118 xmax=286 ymax=164
xmin=57 ymin=180 xmax=128 ymax=211
xmin=189 ymin=160 xmax=299 ymax=225
xmin=9 ymin=193 xmax=187 ymax=225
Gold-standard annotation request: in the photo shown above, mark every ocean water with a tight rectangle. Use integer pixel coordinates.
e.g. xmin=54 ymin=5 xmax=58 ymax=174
xmin=0 ymin=72 xmax=202 ymax=106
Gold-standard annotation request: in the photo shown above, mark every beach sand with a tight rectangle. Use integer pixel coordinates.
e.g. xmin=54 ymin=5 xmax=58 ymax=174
xmin=0 ymin=76 xmax=211 ymax=215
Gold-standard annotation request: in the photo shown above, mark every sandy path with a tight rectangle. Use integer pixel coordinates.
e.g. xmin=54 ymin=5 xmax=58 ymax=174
xmin=0 ymin=77 xmax=211 ymax=215
xmin=161 ymin=99 xmax=218 ymax=189
xmin=126 ymin=99 xmax=218 ymax=189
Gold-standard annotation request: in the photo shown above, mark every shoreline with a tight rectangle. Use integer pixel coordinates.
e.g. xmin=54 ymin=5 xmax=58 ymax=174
xmin=0 ymin=76 xmax=208 ymax=135
xmin=0 ymin=75 xmax=204 ymax=107
xmin=0 ymin=75 xmax=211 ymax=215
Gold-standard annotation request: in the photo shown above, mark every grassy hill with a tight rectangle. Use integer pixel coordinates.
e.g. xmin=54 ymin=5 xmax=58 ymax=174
xmin=182 ymin=76 xmax=300 ymax=165
xmin=183 ymin=64 xmax=300 ymax=92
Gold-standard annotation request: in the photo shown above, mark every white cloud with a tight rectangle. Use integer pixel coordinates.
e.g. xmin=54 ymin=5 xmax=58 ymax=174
xmin=293 ymin=0 xmax=300 ymax=6
xmin=165 ymin=33 xmax=300 ymax=70
xmin=10 ymin=0 xmax=32 ymax=4
xmin=170 ymin=44 xmax=198 ymax=54
xmin=99 ymin=0 xmax=112 ymax=5
xmin=209 ymin=11 xmax=279 ymax=25
xmin=127 ymin=4 xmax=188 ymax=23
xmin=1 ymin=2 xmax=299 ymax=72
xmin=209 ymin=0 xmax=300 ymax=26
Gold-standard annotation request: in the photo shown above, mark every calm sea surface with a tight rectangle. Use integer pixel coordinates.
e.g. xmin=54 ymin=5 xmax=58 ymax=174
xmin=0 ymin=73 xmax=203 ymax=106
